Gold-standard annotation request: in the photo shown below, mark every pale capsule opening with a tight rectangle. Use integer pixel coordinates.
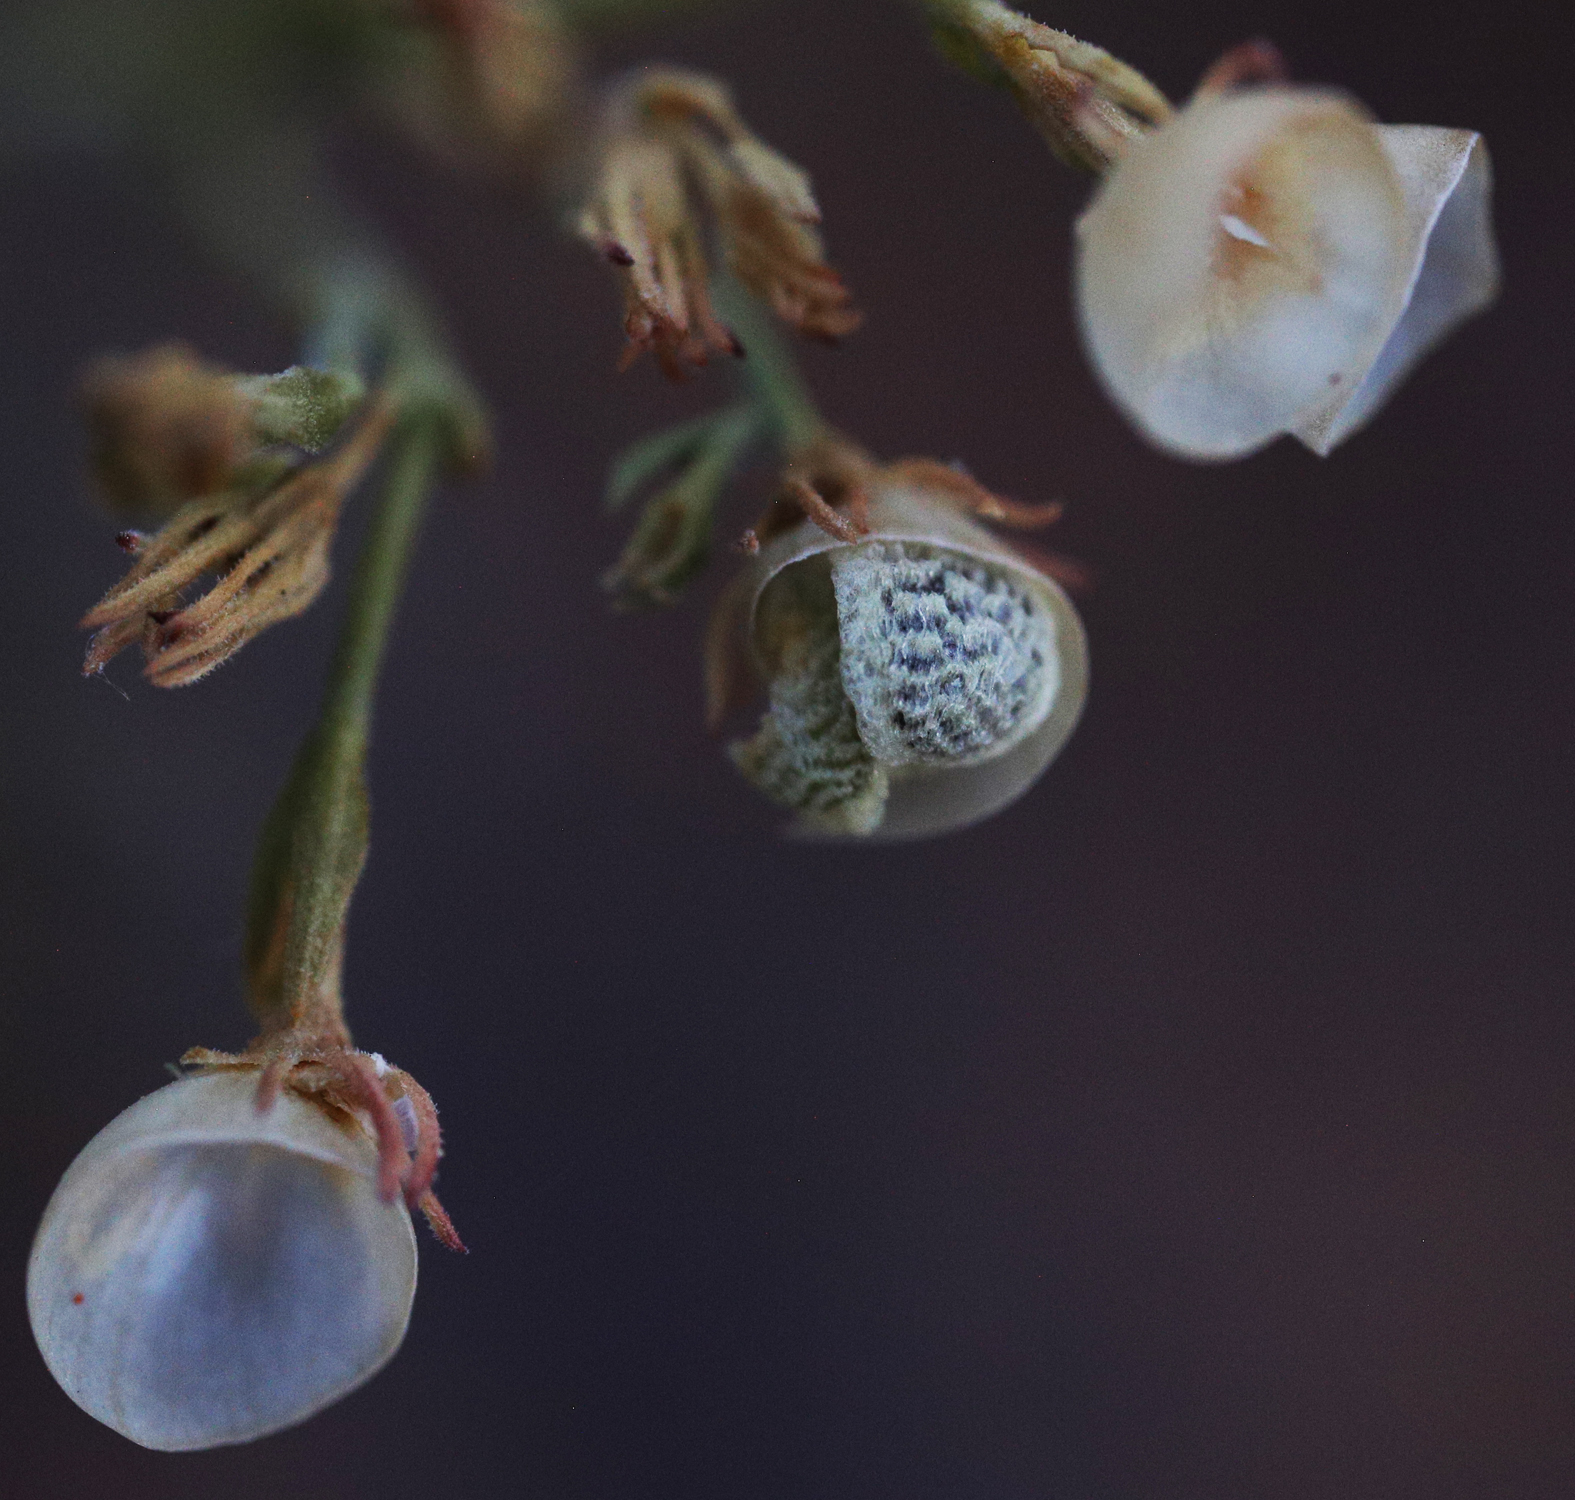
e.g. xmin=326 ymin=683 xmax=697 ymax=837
xmin=727 ymin=484 xmax=1089 ymax=839
xmin=1293 ymin=127 xmax=1499 ymax=454
xmin=28 ymin=1072 xmax=417 ymax=1451
xmin=1075 ymin=87 xmax=1413 ymax=460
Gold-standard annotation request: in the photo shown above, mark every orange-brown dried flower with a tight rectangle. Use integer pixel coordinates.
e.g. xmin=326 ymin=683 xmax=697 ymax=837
xmin=576 ymin=68 xmax=861 ymax=378
xmin=81 ymin=400 xmax=395 ymax=688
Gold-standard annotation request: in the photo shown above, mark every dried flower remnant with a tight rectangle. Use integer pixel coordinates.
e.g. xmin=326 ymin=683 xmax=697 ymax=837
xmin=711 ymin=447 xmax=1087 ymax=838
xmin=380 ymin=0 xmax=577 ymax=168
xmin=1075 ymin=68 xmax=1499 ymax=458
xmin=81 ymin=344 xmax=263 ymax=518
xmin=575 ymin=68 xmax=861 ymax=378
xmin=81 ymin=347 xmax=371 ymax=517
xmin=81 ymin=398 xmax=394 ymax=687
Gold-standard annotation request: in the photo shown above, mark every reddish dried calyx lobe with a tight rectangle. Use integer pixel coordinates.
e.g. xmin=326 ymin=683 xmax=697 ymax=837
xmin=181 ymin=1040 xmax=465 ymax=1253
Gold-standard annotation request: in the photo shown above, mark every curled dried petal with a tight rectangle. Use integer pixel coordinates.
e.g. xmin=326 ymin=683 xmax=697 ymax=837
xmin=575 ymin=68 xmax=860 ymax=375
xmin=81 ymin=400 xmax=396 ymax=686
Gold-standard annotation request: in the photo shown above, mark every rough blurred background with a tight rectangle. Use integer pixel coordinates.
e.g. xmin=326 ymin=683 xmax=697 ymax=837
xmin=4 ymin=0 xmax=1574 ymax=1496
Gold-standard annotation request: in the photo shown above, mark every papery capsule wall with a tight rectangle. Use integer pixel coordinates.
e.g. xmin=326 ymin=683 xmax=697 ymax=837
xmin=1292 ymin=126 xmax=1498 ymax=454
xmin=28 ymin=1072 xmax=417 ymax=1452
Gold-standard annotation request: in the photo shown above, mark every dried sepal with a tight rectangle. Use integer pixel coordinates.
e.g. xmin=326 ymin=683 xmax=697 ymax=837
xmin=1191 ymin=38 xmax=1291 ymax=100
xmin=81 ymin=399 xmax=395 ymax=687
xmin=711 ymin=454 xmax=1089 ymax=839
xmin=926 ymin=0 xmax=1172 ymax=170
xmin=575 ymin=67 xmax=860 ymax=377
xmin=685 ymin=139 xmax=859 ymax=346
xmin=739 ymin=435 xmax=876 ymax=553
xmin=601 ymin=403 xmax=760 ymax=607
xmin=180 ymin=1041 xmax=462 ymax=1252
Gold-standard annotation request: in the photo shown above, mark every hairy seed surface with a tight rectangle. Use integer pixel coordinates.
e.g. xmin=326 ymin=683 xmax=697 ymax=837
xmin=731 ymin=564 xmax=889 ymax=834
xmin=831 ymin=542 xmax=1054 ymax=765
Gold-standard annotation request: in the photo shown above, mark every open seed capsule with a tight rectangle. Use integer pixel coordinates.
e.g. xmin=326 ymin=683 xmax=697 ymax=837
xmin=28 ymin=1071 xmax=417 ymax=1451
xmin=716 ymin=480 xmax=1088 ymax=838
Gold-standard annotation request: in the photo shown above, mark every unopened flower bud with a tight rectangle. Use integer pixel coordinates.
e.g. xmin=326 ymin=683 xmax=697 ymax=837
xmin=238 ymin=364 xmax=369 ymax=453
xmin=28 ymin=1071 xmax=417 ymax=1451
xmin=924 ymin=0 xmax=1173 ymax=170
xmin=1075 ymin=82 xmax=1499 ymax=459
xmin=81 ymin=346 xmax=369 ymax=518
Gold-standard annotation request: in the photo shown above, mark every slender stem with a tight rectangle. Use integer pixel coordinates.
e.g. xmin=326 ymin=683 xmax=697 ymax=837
xmin=321 ymin=417 xmax=441 ymax=737
xmin=244 ymin=415 xmax=444 ymax=1040
xmin=714 ymin=277 xmax=828 ymax=455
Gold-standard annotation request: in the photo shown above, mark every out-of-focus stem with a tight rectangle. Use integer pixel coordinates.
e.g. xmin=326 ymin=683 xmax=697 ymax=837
xmin=168 ymin=115 xmax=489 ymax=469
xmin=714 ymin=277 xmax=827 ymax=456
xmin=316 ymin=417 xmax=440 ymax=796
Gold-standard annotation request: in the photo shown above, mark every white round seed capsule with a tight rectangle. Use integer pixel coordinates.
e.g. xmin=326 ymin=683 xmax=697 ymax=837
xmin=1076 ymin=85 xmax=1498 ymax=459
xmin=1077 ymin=88 xmax=1411 ymax=458
xmin=28 ymin=1071 xmax=417 ymax=1451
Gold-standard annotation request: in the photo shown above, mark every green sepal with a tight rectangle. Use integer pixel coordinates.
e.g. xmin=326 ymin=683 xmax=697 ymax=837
xmin=605 ymin=408 xmax=744 ymax=512
xmin=239 ymin=365 xmax=368 ymax=453
xmin=924 ymin=10 xmax=1015 ymax=95
xmin=603 ymin=403 xmax=760 ymax=607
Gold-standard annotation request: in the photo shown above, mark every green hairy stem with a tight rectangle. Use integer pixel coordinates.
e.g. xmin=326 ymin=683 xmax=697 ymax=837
xmin=244 ymin=416 xmax=444 ymax=1037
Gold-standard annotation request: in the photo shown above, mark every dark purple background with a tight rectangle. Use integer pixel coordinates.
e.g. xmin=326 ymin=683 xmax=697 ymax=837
xmin=5 ymin=1 xmax=1575 ymax=1496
